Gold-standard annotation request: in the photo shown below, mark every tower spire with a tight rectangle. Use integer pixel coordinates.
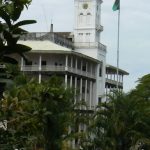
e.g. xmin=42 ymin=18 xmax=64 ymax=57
xmin=50 ymin=19 xmax=53 ymax=32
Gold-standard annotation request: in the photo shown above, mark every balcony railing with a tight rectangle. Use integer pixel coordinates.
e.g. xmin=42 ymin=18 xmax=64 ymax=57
xmin=67 ymin=67 xmax=96 ymax=79
xmin=22 ymin=65 xmax=96 ymax=79
xmin=74 ymin=42 xmax=106 ymax=52
xmin=96 ymin=25 xmax=104 ymax=31
xmin=105 ymin=78 xmax=123 ymax=87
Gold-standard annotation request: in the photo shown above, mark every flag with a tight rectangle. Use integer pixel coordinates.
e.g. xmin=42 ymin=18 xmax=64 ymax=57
xmin=112 ymin=0 xmax=120 ymax=11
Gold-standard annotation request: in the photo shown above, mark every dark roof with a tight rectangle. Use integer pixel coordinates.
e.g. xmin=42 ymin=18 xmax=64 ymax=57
xmin=106 ymin=64 xmax=129 ymax=75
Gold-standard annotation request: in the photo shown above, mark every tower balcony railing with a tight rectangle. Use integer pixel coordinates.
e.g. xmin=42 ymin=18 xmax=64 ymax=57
xmin=21 ymin=65 xmax=96 ymax=79
xmin=74 ymin=42 xmax=106 ymax=52
xmin=105 ymin=78 xmax=123 ymax=87
xmin=96 ymin=25 xmax=104 ymax=31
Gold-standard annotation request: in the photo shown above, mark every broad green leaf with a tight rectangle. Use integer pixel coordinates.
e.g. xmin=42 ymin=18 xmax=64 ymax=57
xmin=12 ymin=28 xmax=27 ymax=35
xmin=14 ymin=20 xmax=36 ymax=28
xmin=1 ymin=44 xmax=32 ymax=55
xmin=1 ymin=56 xmax=18 ymax=64
xmin=0 ymin=9 xmax=11 ymax=27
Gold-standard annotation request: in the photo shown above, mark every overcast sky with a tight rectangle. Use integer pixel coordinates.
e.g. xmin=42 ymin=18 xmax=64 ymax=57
xmin=20 ymin=0 xmax=150 ymax=92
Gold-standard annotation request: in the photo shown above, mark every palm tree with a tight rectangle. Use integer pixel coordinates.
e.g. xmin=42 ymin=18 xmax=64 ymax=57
xmin=89 ymin=90 xmax=150 ymax=150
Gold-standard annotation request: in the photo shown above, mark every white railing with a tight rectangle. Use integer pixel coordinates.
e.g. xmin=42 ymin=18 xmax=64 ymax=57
xmin=22 ymin=65 xmax=96 ymax=79
xmin=67 ymin=66 xmax=96 ymax=79
xmin=74 ymin=42 xmax=106 ymax=51
xmin=105 ymin=78 xmax=123 ymax=87
xmin=96 ymin=25 xmax=104 ymax=31
xmin=22 ymin=65 xmax=39 ymax=71
xmin=41 ymin=65 xmax=65 ymax=72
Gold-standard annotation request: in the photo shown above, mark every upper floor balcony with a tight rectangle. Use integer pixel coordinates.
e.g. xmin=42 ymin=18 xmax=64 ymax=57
xmin=21 ymin=65 xmax=96 ymax=79
xmin=105 ymin=78 xmax=123 ymax=87
xmin=74 ymin=42 xmax=106 ymax=52
xmin=96 ymin=25 xmax=104 ymax=31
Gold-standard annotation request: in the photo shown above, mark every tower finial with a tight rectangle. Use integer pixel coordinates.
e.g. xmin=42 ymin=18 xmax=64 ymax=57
xmin=50 ymin=19 xmax=53 ymax=33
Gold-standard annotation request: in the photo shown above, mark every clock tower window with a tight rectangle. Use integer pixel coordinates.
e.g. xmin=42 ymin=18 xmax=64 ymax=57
xmin=86 ymin=13 xmax=91 ymax=25
xmin=79 ymin=13 xmax=84 ymax=23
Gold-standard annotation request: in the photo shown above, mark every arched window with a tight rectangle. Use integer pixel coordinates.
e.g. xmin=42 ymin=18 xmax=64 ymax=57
xmin=78 ymin=33 xmax=83 ymax=42
xmin=86 ymin=33 xmax=90 ymax=42
xmin=87 ymin=12 xmax=91 ymax=15
xmin=86 ymin=12 xmax=91 ymax=25
xmin=79 ymin=13 xmax=84 ymax=23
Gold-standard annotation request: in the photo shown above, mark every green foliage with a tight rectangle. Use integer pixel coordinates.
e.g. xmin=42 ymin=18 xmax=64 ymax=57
xmin=130 ymin=74 xmax=150 ymax=101
xmin=88 ymin=74 xmax=150 ymax=150
xmin=0 ymin=0 xmax=36 ymax=94
xmin=0 ymin=75 xmax=76 ymax=150
xmin=0 ymin=0 xmax=36 ymax=62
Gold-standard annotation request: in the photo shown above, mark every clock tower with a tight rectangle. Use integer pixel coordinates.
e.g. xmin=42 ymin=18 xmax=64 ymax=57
xmin=74 ymin=0 xmax=106 ymax=59
xmin=74 ymin=0 xmax=106 ymax=103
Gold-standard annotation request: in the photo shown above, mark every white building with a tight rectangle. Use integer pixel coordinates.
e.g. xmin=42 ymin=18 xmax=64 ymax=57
xmin=12 ymin=0 xmax=128 ymax=109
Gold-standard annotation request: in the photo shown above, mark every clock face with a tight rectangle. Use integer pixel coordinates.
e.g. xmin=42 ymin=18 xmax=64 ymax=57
xmin=82 ymin=3 xmax=88 ymax=9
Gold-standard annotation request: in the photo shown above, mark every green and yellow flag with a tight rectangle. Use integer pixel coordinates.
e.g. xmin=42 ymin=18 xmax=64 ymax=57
xmin=112 ymin=0 xmax=120 ymax=11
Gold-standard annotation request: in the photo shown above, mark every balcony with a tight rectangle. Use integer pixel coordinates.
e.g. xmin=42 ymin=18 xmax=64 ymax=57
xmin=74 ymin=42 xmax=106 ymax=52
xmin=96 ymin=25 xmax=104 ymax=31
xmin=22 ymin=65 xmax=96 ymax=79
xmin=105 ymin=78 xmax=123 ymax=87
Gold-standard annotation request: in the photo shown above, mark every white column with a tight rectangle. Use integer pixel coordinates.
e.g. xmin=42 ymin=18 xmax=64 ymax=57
xmin=80 ymin=78 xmax=82 ymax=100
xmin=90 ymin=81 xmax=92 ymax=109
xmin=70 ymin=76 xmax=73 ymax=87
xmin=70 ymin=56 xmax=73 ymax=87
xmin=20 ymin=57 xmax=24 ymax=71
xmin=39 ymin=55 xmax=42 ymax=71
xmin=71 ymin=56 xmax=73 ymax=71
xmin=65 ymin=74 xmax=68 ymax=88
xmin=75 ymin=58 xmax=78 ymax=73
xmin=75 ymin=77 xmax=77 ymax=103
xmin=85 ymin=79 xmax=87 ymax=102
xmin=65 ymin=55 xmax=68 ymax=71
xmin=75 ymin=57 xmax=78 ymax=103
xmin=39 ymin=55 xmax=42 ymax=84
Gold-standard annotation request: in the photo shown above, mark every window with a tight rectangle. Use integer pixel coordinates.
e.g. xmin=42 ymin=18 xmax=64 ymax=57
xmin=42 ymin=61 xmax=46 ymax=66
xmin=98 ymin=97 xmax=102 ymax=104
xmin=78 ymin=33 xmax=83 ymax=42
xmin=25 ymin=61 xmax=32 ymax=65
xmin=87 ymin=12 xmax=91 ymax=15
xmin=99 ymin=63 xmax=103 ymax=77
xmin=86 ymin=33 xmax=90 ymax=42
xmin=79 ymin=13 xmax=84 ymax=23
xmin=82 ymin=65 xmax=86 ymax=71
xmin=86 ymin=12 xmax=91 ymax=25
xmin=79 ymin=33 xmax=83 ymax=35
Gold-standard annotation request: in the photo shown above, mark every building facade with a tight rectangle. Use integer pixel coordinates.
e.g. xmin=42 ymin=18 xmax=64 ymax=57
xmin=11 ymin=0 xmax=128 ymax=109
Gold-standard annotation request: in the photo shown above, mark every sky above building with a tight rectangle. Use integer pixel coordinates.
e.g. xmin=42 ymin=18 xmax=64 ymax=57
xmin=20 ymin=0 xmax=150 ymax=92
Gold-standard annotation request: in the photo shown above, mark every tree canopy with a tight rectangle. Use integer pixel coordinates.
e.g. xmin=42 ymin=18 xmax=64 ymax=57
xmin=87 ymin=74 xmax=150 ymax=150
xmin=0 ymin=75 xmax=76 ymax=150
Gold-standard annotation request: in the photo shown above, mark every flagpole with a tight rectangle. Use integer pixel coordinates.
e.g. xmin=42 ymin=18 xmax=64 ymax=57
xmin=116 ymin=6 xmax=120 ymax=90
